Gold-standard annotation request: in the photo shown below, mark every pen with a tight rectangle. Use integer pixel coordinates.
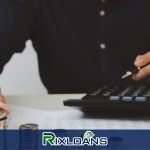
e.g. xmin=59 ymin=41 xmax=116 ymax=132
xmin=121 ymin=63 xmax=150 ymax=79
xmin=0 ymin=116 xmax=7 ymax=121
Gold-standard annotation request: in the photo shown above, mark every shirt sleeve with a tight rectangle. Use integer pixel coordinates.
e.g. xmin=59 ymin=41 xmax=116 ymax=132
xmin=0 ymin=0 xmax=34 ymax=73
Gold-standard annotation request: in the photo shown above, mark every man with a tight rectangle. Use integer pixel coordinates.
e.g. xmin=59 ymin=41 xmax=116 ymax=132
xmin=0 ymin=0 xmax=150 ymax=113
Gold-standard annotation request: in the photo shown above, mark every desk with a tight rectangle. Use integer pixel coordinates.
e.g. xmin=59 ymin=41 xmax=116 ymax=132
xmin=6 ymin=95 xmax=150 ymax=129
xmin=6 ymin=94 xmax=84 ymax=111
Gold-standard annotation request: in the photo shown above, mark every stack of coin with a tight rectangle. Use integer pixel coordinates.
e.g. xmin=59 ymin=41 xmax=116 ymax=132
xmin=19 ymin=123 xmax=38 ymax=150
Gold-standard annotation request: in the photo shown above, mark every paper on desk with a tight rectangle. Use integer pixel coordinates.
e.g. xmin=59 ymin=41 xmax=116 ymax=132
xmin=7 ymin=104 xmax=150 ymax=129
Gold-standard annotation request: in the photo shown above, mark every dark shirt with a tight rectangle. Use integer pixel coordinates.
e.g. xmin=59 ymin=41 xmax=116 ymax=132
xmin=0 ymin=0 xmax=150 ymax=93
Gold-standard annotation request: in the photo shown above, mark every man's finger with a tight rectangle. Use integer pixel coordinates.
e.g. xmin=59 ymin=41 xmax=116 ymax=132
xmin=0 ymin=89 xmax=10 ymax=114
xmin=134 ymin=52 xmax=150 ymax=67
xmin=132 ymin=64 xmax=150 ymax=80
xmin=0 ymin=93 xmax=5 ymax=103
xmin=134 ymin=51 xmax=150 ymax=67
xmin=0 ymin=101 xmax=11 ymax=114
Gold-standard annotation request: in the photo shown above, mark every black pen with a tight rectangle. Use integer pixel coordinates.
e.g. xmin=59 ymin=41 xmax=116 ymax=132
xmin=121 ymin=63 xmax=150 ymax=79
xmin=0 ymin=116 xmax=7 ymax=121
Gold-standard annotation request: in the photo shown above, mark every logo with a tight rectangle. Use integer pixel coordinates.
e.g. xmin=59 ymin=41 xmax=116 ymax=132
xmin=42 ymin=131 xmax=108 ymax=147
xmin=42 ymin=132 xmax=55 ymax=145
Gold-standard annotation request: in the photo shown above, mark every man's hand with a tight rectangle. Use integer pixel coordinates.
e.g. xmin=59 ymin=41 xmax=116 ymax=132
xmin=132 ymin=51 xmax=150 ymax=80
xmin=0 ymin=90 xmax=11 ymax=114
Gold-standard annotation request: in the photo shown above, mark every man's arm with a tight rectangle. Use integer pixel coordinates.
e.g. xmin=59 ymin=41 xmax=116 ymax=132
xmin=0 ymin=0 xmax=34 ymax=112
xmin=0 ymin=0 xmax=34 ymax=73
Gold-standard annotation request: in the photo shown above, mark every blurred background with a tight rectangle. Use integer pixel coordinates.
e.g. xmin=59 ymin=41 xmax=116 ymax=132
xmin=0 ymin=40 xmax=48 ymax=95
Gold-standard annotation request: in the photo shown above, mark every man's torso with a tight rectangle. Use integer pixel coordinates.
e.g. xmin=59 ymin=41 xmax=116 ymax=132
xmin=31 ymin=0 xmax=150 ymax=93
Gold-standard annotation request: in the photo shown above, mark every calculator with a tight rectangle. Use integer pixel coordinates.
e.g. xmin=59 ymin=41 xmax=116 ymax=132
xmin=63 ymin=85 xmax=150 ymax=115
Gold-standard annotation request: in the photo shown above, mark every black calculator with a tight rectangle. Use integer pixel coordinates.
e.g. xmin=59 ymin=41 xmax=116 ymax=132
xmin=63 ymin=85 xmax=150 ymax=115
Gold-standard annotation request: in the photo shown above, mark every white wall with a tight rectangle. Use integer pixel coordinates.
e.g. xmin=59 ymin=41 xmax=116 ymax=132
xmin=0 ymin=40 xmax=48 ymax=95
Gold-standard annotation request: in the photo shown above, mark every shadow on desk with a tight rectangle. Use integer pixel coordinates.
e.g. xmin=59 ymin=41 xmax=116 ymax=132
xmin=82 ymin=109 xmax=150 ymax=120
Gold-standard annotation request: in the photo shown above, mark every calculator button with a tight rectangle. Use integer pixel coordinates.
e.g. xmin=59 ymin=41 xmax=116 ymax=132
xmin=135 ymin=97 xmax=146 ymax=102
xmin=89 ymin=86 xmax=109 ymax=97
xmin=118 ymin=86 xmax=134 ymax=96
xmin=143 ymin=90 xmax=150 ymax=96
xmin=122 ymin=96 xmax=133 ymax=101
xmin=131 ymin=86 xmax=146 ymax=96
xmin=109 ymin=96 xmax=120 ymax=101
xmin=102 ymin=86 xmax=119 ymax=97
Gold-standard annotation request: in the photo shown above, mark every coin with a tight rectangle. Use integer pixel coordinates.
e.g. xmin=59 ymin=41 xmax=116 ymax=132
xmin=19 ymin=123 xmax=38 ymax=130
xmin=19 ymin=123 xmax=38 ymax=150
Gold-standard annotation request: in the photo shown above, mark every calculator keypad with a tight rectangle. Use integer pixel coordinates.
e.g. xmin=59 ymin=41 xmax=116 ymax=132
xmin=84 ymin=85 xmax=150 ymax=103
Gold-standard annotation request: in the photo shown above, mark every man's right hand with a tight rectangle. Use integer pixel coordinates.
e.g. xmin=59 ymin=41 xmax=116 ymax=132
xmin=0 ymin=90 xmax=11 ymax=114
